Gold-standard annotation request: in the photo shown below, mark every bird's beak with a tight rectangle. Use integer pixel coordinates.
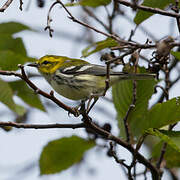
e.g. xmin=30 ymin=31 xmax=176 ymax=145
xmin=27 ymin=62 xmax=39 ymax=68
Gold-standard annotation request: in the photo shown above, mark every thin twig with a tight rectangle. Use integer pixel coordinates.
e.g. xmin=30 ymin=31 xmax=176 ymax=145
xmin=135 ymin=167 xmax=148 ymax=179
xmin=164 ymin=63 xmax=170 ymax=100
xmin=0 ymin=121 xmax=85 ymax=129
xmin=82 ymin=7 xmax=109 ymax=31
xmin=166 ymin=167 xmax=179 ymax=180
xmin=46 ymin=0 xmax=172 ymax=51
xmin=156 ymin=143 xmax=167 ymax=169
xmin=136 ymin=134 xmax=148 ymax=152
xmin=106 ymin=50 xmax=134 ymax=64
xmin=105 ymin=0 xmax=118 ymax=33
xmin=103 ymin=62 xmax=110 ymax=96
xmin=171 ymin=0 xmax=180 ymax=34
xmin=155 ymin=72 xmax=180 ymax=104
xmin=44 ymin=1 xmax=58 ymax=37
xmin=129 ymin=134 xmax=148 ymax=179
xmin=0 ymin=0 xmax=13 ymax=12
xmin=110 ymin=0 xmax=118 ymax=33
xmin=123 ymin=104 xmax=133 ymax=143
xmin=109 ymin=142 xmax=129 ymax=168
xmin=109 ymin=142 xmax=133 ymax=179
xmin=19 ymin=0 xmax=23 ymax=10
xmin=123 ymin=80 xmax=137 ymax=143
xmin=56 ymin=0 xmax=121 ymax=40
xmin=156 ymin=63 xmax=170 ymax=169
xmin=154 ymin=85 xmax=168 ymax=100
xmin=116 ymin=0 xmax=180 ymax=18
xmin=121 ymin=12 xmax=157 ymax=41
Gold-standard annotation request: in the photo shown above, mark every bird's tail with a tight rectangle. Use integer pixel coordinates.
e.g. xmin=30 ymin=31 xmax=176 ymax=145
xmin=117 ymin=73 xmax=156 ymax=80
xmin=110 ymin=72 xmax=156 ymax=85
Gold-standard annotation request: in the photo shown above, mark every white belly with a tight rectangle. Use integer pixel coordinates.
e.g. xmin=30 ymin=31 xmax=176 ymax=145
xmin=51 ymin=80 xmax=92 ymax=100
xmin=43 ymin=73 xmax=106 ymax=100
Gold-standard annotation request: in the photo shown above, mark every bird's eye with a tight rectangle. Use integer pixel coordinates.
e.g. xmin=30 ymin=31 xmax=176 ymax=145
xmin=42 ymin=60 xmax=50 ymax=65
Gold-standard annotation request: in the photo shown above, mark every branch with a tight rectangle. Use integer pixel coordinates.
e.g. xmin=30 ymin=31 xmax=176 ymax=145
xmin=156 ymin=62 xmax=170 ymax=169
xmin=154 ymin=85 xmax=169 ymax=100
xmin=123 ymin=104 xmax=134 ymax=143
xmin=82 ymin=7 xmax=109 ymax=31
xmin=46 ymin=0 xmax=180 ymax=53
xmin=0 ymin=66 xmax=78 ymax=116
xmin=44 ymin=1 xmax=58 ymax=37
xmin=103 ymin=62 xmax=110 ymax=96
xmin=107 ymin=50 xmax=134 ymax=64
xmin=154 ymin=68 xmax=180 ymax=104
xmin=123 ymin=51 xmax=140 ymax=143
xmin=0 ymin=0 xmax=13 ymax=12
xmin=56 ymin=0 xmax=119 ymax=40
xmin=46 ymin=0 xmax=168 ymax=51
xmin=166 ymin=167 xmax=179 ymax=180
xmin=156 ymin=143 xmax=167 ymax=169
xmin=123 ymin=77 xmax=137 ymax=143
xmin=116 ymin=0 xmax=180 ymax=18
xmin=109 ymin=142 xmax=133 ymax=180
xmin=171 ymin=0 xmax=180 ymax=34
xmin=0 ymin=121 xmax=85 ymax=129
xmin=19 ymin=0 xmax=23 ymax=11
xmin=0 ymin=69 xmax=160 ymax=179
xmin=105 ymin=0 xmax=118 ymax=33
xmin=81 ymin=112 xmax=160 ymax=179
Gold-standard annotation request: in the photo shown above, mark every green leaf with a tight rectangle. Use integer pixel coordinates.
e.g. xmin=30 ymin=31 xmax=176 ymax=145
xmin=152 ymin=142 xmax=180 ymax=168
xmin=39 ymin=136 xmax=95 ymax=175
xmin=143 ymin=97 xmax=180 ymax=130
xmin=0 ymin=22 xmax=30 ymax=34
xmin=79 ymin=0 xmax=111 ymax=7
xmin=14 ymin=104 xmax=27 ymax=116
xmin=0 ymin=50 xmax=35 ymax=70
xmin=113 ymin=80 xmax=132 ymax=118
xmin=171 ymin=51 xmax=180 ymax=61
xmin=165 ymin=146 xmax=180 ymax=168
xmin=0 ymin=34 xmax=27 ymax=56
xmin=82 ymin=38 xmax=118 ymax=57
xmin=134 ymin=0 xmax=172 ymax=25
xmin=112 ymin=71 xmax=156 ymax=138
xmin=9 ymin=80 xmax=45 ymax=112
xmin=65 ymin=2 xmax=79 ymax=7
xmin=112 ymin=80 xmax=132 ymax=138
xmin=147 ymin=129 xmax=180 ymax=153
xmin=0 ymin=78 xmax=26 ymax=115
xmin=114 ymin=95 xmax=180 ymax=138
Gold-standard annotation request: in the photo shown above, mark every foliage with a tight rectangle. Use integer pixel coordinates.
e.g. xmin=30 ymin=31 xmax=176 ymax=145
xmin=112 ymin=67 xmax=157 ymax=138
xmin=171 ymin=51 xmax=180 ymax=61
xmin=40 ymin=136 xmax=95 ymax=175
xmin=79 ymin=0 xmax=111 ymax=7
xmin=82 ymin=38 xmax=118 ymax=57
xmin=0 ymin=22 xmax=44 ymax=115
xmin=134 ymin=0 xmax=173 ymax=25
xmin=1 ymin=0 xmax=180 ymax=179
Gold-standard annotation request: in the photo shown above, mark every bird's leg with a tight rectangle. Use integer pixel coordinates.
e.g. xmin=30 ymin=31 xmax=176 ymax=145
xmin=86 ymin=89 xmax=109 ymax=113
xmin=71 ymin=100 xmax=86 ymax=116
xmin=86 ymin=96 xmax=93 ymax=112
xmin=74 ymin=100 xmax=86 ymax=110
xmin=86 ymin=96 xmax=99 ymax=114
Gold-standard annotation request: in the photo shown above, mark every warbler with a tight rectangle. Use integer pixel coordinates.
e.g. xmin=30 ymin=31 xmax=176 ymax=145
xmin=28 ymin=55 xmax=155 ymax=107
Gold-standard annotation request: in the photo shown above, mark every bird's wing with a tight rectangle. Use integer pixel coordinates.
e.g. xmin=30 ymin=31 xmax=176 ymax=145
xmin=59 ymin=64 xmax=126 ymax=76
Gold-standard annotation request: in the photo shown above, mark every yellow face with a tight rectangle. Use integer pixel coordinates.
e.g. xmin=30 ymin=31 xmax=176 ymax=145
xmin=36 ymin=55 xmax=67 ymax=74
xmin=35 ymin=55 xmax=89 ymax=74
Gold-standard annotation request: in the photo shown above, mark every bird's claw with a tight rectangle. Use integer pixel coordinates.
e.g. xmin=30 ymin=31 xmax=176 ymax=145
xmin=68 ymin=106 xmax=80 ymax=117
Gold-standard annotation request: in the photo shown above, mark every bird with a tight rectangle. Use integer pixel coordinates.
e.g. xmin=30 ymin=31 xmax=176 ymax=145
xmin=28 ymin=55 xmax=155 ymax=112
